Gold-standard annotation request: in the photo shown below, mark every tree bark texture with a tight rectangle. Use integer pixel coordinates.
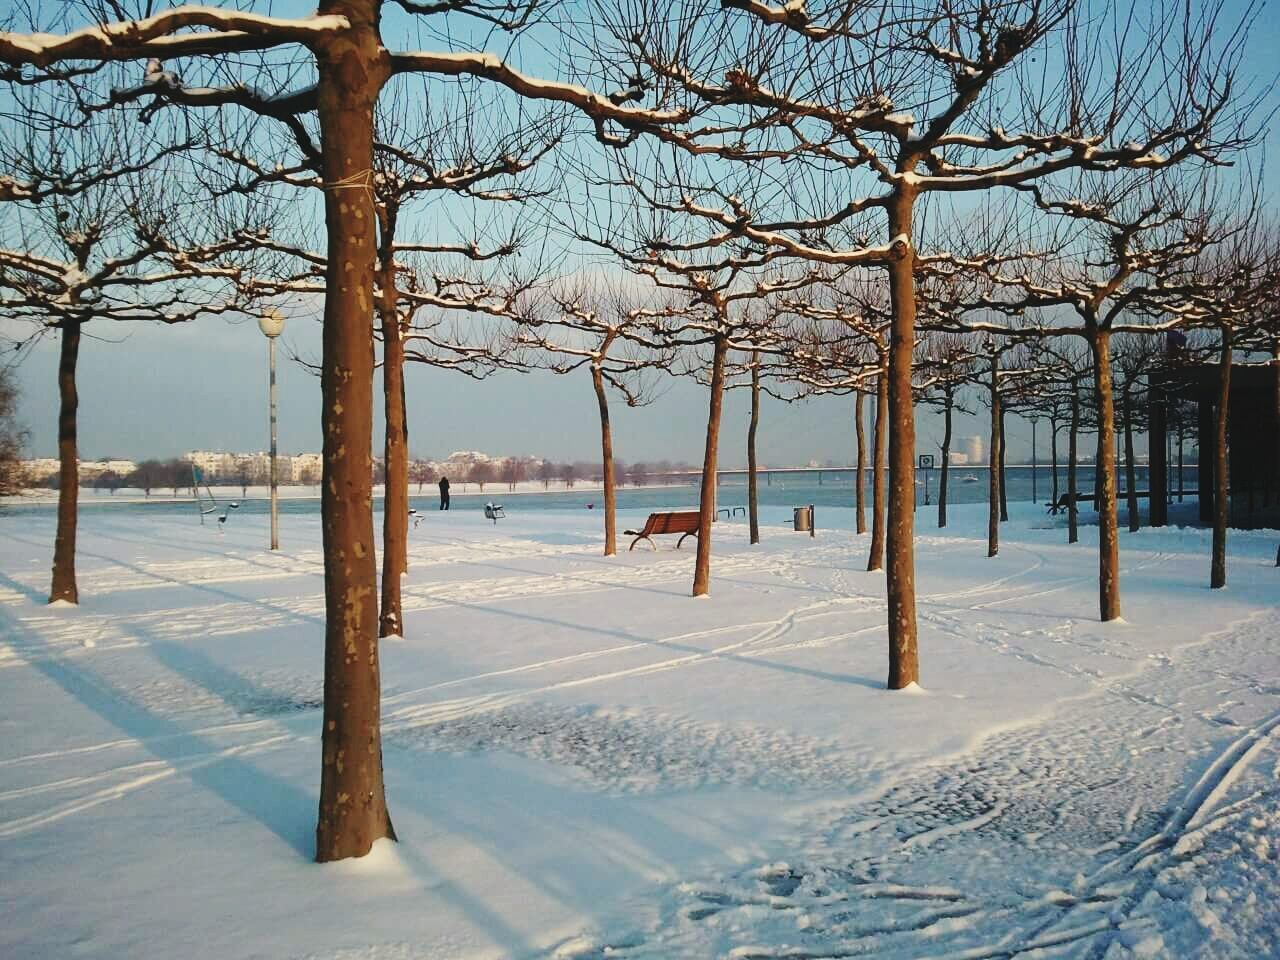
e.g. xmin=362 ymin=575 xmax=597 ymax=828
xmin=1090 ymin=331 xmax=1121 ymax=621
xmin=747 ymin=351 xmax=760 ymax=545
xmin=867 ymin=367 xmax=888 ymax=572
xmin=592 ymin=357 xmax=618 ymax=557
xmin=854 ymin=390 xmax=867 ymax=535
xmin=1123 ymin=390 xmax=1139 ymax=533
xmin=998 ymin=406 xmax=1008 ymax=523
xmin=377 ymin=247 xmax=408 ymax=639
xmin=314 ymin=4 xmax=395 ymax=863
xmin=988 ymin=361 xmax=1001 ymax=558
xmin=50 ymin=319 xmax=81 ymax=605
xmin=1211 ymin=328 xmax=1232 ymax=589
xmin=692 ymin=335 xmax=728 ymax=596
xmin=1068 ymin=382 xmax=1079 ymax=545
xmin=938 ymin=391 xmax=952 ymax=529
xmin=883 ymin=191 xmax=919 ymax=689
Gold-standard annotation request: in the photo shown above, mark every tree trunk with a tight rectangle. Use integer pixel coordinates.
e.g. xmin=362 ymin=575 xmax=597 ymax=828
xmin=883 ymin=190 xmax=919 ymax=689
xmin=747 ymin=350 xmax=760 ymax=545
xmin=854 ymin=390 xmax=867 ymax=534
xmin=938 ymin=390 xmax=952 ymax=528
xmin=1090 ymin=330 xmax=1121 ymax=621
xmin=50 ymin=319 xmax=81 ymax=605
xmin=1123 ymin=390 xmax=1139 ymax=533
xmin=314 ymin=10 xmax=395 ymax=863
xmin=1211 ymin=328 xmax=1232 ymax=589
xmin=592 ymin=358 xmax=617 ymax=556
xmin=867 ymin=366 xmax=888 ymax=572
xmin=1050 ymin=415 xmax=1059 ymax=508
xmin=377 ymin=248 xmax=408 ymax=640
xmin=692 ymin=335 xmax=728 ymax=596
xmin=988 ymin=362 xmax=1001 ymax=558
xmin=1068 ymin=380 xmax=1079 ymax=545
xmin=998 ymin=406 xmax=1008 ymax=522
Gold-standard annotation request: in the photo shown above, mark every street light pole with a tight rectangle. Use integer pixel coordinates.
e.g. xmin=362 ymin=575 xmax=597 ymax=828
xmin=258 ymin=309 xmax=286 ymax=550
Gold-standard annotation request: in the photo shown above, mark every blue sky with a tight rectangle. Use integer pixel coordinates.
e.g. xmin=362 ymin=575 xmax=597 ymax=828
xmin=6 ymin=0 xmax=1278 ymax=467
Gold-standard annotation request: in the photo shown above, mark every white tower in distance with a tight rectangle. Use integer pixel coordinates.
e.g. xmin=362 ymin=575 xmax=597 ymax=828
xmin=963 ymin=436 xmax=986 ymax=465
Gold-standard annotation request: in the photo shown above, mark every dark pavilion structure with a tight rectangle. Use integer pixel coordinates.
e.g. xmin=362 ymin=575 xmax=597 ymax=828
xmin=1148 ymin=352 xmax=1280 ymax=530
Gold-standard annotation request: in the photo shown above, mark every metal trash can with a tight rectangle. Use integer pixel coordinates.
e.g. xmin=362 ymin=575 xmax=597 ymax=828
xmin=793 ymin=506 xmax=812 ymax=532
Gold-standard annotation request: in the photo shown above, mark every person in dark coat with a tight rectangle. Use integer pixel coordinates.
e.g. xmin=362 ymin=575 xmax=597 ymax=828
xmin=438 ymin=475 xmax=450 ymax=510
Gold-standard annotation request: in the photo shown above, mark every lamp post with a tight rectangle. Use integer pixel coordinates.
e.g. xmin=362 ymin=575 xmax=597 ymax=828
xmin=258 ymin=308 xmax=285 ymax=550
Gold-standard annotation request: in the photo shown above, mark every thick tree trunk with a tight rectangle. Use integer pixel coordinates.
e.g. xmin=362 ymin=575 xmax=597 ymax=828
xmin=747 ymin=351 xmax=760 ymax=545
xmin=867 ymin=366 xmax=888 ymax=572
xmin=1068 ymin=381 xmax=1079 ymax=545
xmin=938 ymin=392 xmax=952 ymax=528
xmin=988 ymin=364 xmax=1001 ymax=558
xmin=50 ymin=319 xmax=81 ymax=605
xmin=1091 ymin=330 xmax=1121 ymax=621
xmin=692 ymin=335 xmax=728 ymax=596
xmin=998 ymin=406 xmax=1008 ymax=523
xmin=883 ymin=191 xmax=919 ymax=689
xmin=378 ymin=252 xmax=408 ymax=639
xmin=314 ymin=9 xmax=395 ymax=863
xmin=592 ymin=359 xmax=617 ymax=556
xmin=1211 ymin=328 xmax=1232 ymax=589
xmin=1123 ymin=391 xmax=1139 ymax=533
xmin=854 ymin=390 xmax=867 ymax=535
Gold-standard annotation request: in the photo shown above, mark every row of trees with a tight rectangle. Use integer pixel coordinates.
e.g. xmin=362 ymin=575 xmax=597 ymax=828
xmin=1 ymin=0 xmax=1277 ymax=863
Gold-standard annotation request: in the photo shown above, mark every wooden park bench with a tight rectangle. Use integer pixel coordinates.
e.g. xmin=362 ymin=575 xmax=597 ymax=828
xmin=624 ymin=510 xmax=700 ymax=550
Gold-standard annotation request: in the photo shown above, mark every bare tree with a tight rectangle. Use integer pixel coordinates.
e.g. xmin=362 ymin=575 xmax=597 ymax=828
xmin=468 ymin=459 xmax=495 ymax=492
xmin=918 ymin=334 xmax=977 ymax=529
xmin=517 ymin=278 xmax=669 ymax=555
xmin=0 ymin=0 xmax=698 ymax=862
xmin=0 ymin=105 xmax=248 ymax=605
xmin=938 ymin=171 xmax=1251 ymax=620
xmin=584 ymin=0 xmax=1260 ymax=685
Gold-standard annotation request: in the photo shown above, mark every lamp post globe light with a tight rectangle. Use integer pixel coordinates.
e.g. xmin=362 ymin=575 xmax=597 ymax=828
xmin=260 ymin=309 xmax=285 ymax=550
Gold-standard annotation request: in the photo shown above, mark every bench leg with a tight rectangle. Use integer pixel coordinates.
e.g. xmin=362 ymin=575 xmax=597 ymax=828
xmin=630 ymin=536 xmax=656 ymax=551
xmin=676 ymin=532 xmax=697 ymax=549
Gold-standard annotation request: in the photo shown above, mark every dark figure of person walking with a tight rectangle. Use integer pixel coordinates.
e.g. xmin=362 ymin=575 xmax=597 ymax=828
xmin=438 ymin=475 xmax=450 ymax=510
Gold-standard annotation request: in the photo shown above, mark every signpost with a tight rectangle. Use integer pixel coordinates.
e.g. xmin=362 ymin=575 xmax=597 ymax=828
xmin=918 ymin=454 xmax=935 ymax=507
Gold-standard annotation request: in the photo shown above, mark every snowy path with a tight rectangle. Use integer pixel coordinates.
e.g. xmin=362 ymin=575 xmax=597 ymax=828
xmin=0 ymin=503 xmax=1276 ymax=959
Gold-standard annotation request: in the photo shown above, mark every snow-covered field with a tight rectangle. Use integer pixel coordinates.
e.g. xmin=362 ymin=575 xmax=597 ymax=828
xmin=1 ymin=501 xmax=1277 ymax=959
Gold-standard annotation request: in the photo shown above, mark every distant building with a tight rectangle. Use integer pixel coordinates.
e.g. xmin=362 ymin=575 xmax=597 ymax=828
xmin=22 ymin=458 xmax=61 ymax=481
xmin=961 ymin=436 xmax=985 ymax=465
xmin=184 ymin=450 xmax=237 ymax=479
xmin=947 ymin=452 xmax=970 ymax=466
xmin=80 ymin=459 xmax=137 ymax=479
xmin=290 ymin=453 xmax=323 ymax=483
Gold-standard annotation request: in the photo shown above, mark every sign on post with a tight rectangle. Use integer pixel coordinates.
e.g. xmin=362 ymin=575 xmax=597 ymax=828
xmin=918 ymin=454 xmax=935 ymax=506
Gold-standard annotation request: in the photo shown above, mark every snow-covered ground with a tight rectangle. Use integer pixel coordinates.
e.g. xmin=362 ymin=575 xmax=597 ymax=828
xmin=1 ymin=501 xmax=1276 ymax=959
